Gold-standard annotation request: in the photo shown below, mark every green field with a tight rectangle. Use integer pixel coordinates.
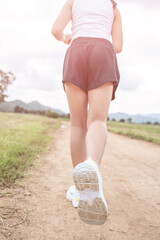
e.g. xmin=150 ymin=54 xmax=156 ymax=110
xmin=0 ymin=112 xmax=61 ymax=186
xmin=107 ymin=121 xmax=160 ymax=145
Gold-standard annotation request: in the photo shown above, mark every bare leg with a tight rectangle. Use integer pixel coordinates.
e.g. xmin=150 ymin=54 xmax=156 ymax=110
xmin=70 ymin=126 xmax=87 ymax=167
xmin=86 ymin=121 xmax=107 ymax=167
xmin=86 ymin=82 xmax=114 ymax=167
xmin=64 ymin=82 xmax=88 ymax=168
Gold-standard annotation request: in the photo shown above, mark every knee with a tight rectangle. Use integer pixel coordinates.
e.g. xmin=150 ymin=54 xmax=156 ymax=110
xmin=87 ymin=115 xmax=107 ymax=129
xmin=71 ymin=118 xmax=87 ymax=130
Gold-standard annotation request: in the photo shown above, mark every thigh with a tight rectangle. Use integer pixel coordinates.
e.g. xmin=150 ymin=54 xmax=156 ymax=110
xmin=87 ymin=82 xmax=113 ymax=127
xmin=64 ymin=82 xmax=88 ymax=129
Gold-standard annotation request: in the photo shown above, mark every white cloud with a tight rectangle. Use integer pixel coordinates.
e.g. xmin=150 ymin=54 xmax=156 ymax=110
xmin=0 ymin=0 xmax=160 ymax=114
xmin=26 ymin=58 xmax=61 ymax=91
xmin=119 ymin=67 xmax=144 ymax=91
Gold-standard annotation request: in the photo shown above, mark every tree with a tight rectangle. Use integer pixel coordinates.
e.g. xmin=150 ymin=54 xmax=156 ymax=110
xmin=14 ymin=105 xmax=21 ymax=113
xmin=154 ymin=121 xmax=159 ymax=125
xmin=45 ymin=109 xmax=59 ymax=118
xmin=67 ymin=113 xmax=70 ymax=119
xmin=119 ymin=119 xmax=125 ymax=123
xmin=146 ymin=121 xmax=151 ymax=125
xmin=0 ymin=69 xmax=16 ymax=102
xmin=127 ymin=118 xmax=132 ymax=123
xmin=14 ymin=106 xmax=27 ymax=113
xmin=112 ymin=118 xmax=116 ymax=122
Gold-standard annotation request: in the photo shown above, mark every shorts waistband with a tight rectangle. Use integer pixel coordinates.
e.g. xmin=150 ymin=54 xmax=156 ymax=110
xmin=71 ymin=37 xmax=113 ymax=47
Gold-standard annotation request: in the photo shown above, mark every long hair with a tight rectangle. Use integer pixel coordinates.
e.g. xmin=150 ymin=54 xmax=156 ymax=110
xmin=110 ymin=0 xmax=117 ymax=8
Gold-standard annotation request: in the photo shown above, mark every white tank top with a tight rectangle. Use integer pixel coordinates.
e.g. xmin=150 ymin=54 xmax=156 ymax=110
xmin=71 ymin=0 xmax=114 ymax=43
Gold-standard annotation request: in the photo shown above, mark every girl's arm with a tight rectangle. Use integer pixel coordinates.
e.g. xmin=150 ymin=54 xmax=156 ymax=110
xmin=111 ymin=7 xmax=123 ymax=53
xmin=51 ymin=0 xmax=73 ymax=44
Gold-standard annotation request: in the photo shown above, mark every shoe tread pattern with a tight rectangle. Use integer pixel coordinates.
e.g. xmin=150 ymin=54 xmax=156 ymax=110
xmin=73 ymin=163 xmax=99 ymax=191
xmin=72 ymin=162 xmax=107 ymax=225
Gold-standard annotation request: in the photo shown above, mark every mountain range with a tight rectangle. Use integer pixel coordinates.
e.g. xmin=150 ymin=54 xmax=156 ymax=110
xmin=108 ymin=112 xmax=160 ymax=124
xmin=0 ymin=100 xmax=159 ymax=124
xmin=0 ymin=100 xmax=64 ymax=115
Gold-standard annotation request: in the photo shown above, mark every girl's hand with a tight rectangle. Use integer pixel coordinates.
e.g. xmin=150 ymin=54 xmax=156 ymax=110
xmin=63 ymin=33 xmax=72 ymax=45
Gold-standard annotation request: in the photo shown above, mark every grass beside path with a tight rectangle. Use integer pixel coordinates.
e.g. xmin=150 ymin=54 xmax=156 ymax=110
xmin=107 ymin=121 xmax=160 ymax=145
xmin=0 ymin=112 xmax=61 ymax=186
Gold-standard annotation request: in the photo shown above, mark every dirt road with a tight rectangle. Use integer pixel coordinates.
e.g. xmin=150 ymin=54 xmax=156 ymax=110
xmin=0 ymin=121 xmax=160 ymax=240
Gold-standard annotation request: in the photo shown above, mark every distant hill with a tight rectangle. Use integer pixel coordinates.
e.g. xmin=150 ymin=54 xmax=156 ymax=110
xmin=0 ymin=100 xmax=159 ymax=124
xmin=108 ymin=112 xmax=160 ymax=124
xmin=146 ymin=113 xmax=160 ymax=119
xmin=0 ymin=100 xmax=65 ymax=115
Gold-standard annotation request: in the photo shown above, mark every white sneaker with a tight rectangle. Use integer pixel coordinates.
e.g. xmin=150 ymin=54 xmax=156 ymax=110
xmin=72 ymin=157 xmax=108 ymax=225
xmin=66 ymin=185 xmax=80 ymax=208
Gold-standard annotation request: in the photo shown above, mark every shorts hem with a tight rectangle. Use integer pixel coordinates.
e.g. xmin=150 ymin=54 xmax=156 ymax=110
xmin=87 ymin=79 xmax=118 ymax=92
xmin=62 ymin=80 xmax=87 ymax=93
xmin=87 ymin=79 xmax=119 ymax=101
xmin=62 ymin=79 xmax=119 ymax=101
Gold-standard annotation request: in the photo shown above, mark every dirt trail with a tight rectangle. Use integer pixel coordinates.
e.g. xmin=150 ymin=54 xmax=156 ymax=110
xmin=0 ymin=121 xmax=160 ymax=240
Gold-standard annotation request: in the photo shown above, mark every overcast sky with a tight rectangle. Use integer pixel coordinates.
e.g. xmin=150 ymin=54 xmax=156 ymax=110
xmin=0 ymin=0 xmax=160 ymax=114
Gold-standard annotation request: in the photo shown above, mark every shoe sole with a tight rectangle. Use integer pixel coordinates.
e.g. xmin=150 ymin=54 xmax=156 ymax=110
xmin=72 ymin=162 xmax=108 ymax=225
